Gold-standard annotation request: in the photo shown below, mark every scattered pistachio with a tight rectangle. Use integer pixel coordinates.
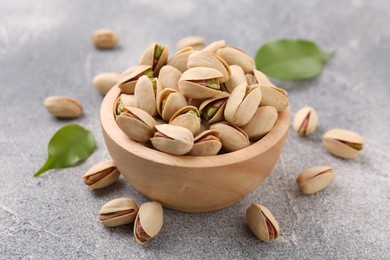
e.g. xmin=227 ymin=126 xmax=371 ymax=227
xmin=44 ymin=96 xmax=83 ymax=118
xmin=293 ymin=106 xmax=318 ymax=136
xmin=83 ymin=160 xmax=120 ymax=189
xmin=92 ymin=29 xmax=118 ymax=49
xmin=134 ymin=202 xmax=163 ymax=245
xmin=99 ymin=198 xmax=139 ymax=227
xmin=246 ymin=203 xmax=280 ymax=242
xmin=323 ymin=129 xmax=364 ymax=159
xmin=92 ymin=72 xmax=120 ymax=95
xmin=296 ymin=166 xmax=336 ymax=194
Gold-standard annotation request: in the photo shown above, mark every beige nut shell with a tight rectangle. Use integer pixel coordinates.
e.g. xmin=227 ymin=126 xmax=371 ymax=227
xmin=242 ymin=106 xmax=278 ymax=141
xmin=44 ymin=96 xmax=83 ymax=118
xmin=323 ymin=129 xmax=364 ymax=159
xmin=158 ymin=65 xmax=182 ymax=90
xmin=118 ymin=65 xmax=152 ymax=94
xmin=134 ymin=201 xmax=163 ymax=245
xmin=246 ymin=203 xmax=280 ymax=242
xmin=83 ymin=160 xmax=120 ymax=189
xmin=167 ymin=47 xmax=193 ymax=72
xmin=134 ymin=75 xmax=157 ymax=116
xmin=156 ymin=88 xmax=187 ymax=121
xmin=199 ymin=92 xmax=230 ymax=124
xmin=169 ymin=106 xmax=201 ymax=135
xmin=92 ymin=29 xmax=118 ymax=49
xmin=209 ymin=122 xmax=249 ymax=152
xmin=259 ymin=85 xmax=289 ymax=112
xmin=150 ymin=124 xmax=194 ymax=155
xmin=216 ymin=46 xmax=255 ymax=73
xmin=188 ymin=130 xmax=222 ymax=156
xmin=99 ymin=198 xmax=139 ymax=227
xmin=293 ymin=106 xmax=318 ymax=136
xmin=176 ymin=36 xmax=205 ymax=50
xmin=92 ymin=72 xmax=120 ymax=95
xmin=139 ymin=42 xmax=169 ymax=76
xmin=296 ymin=166 xmax=336 ymax=194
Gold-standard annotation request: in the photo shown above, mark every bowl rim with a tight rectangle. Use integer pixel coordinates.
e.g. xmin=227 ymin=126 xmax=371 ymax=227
xmin=101 ymin=86 xmax=290 ymax=168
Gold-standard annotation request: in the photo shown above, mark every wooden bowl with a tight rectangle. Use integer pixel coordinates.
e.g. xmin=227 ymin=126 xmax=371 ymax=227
xmin=101 ymin=86 xmax=290 ymax=212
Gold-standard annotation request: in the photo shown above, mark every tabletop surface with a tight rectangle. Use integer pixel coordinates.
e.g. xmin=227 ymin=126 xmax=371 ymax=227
xmin=1 ymin=0 xmax=389 ymax=259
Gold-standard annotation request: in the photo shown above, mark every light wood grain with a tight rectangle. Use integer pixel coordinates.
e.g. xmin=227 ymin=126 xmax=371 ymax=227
xmin=101 ymin=86 xmax=290 ymax=212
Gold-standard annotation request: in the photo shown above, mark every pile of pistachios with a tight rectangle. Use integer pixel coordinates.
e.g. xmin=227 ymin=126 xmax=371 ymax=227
xmin=113 ymin=39 xmax=289 ymax=156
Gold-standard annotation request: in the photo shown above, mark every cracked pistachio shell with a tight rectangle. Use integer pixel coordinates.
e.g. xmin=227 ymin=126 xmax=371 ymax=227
xmin=134 ymin=202 xmax=163 ymax=245
xmin=209 ymin=122 xmax=249 ymax=152
xmin=242 ymin=106 xmax=278 ymax=141
xmin=99 ymin=198 xmax=139 ymax=227
xmin=151 ymin=124 xmax=194 ymax=155
xmin=158 ymin=65 xmax=182 ymax=90
xmin=169 ymin=106 xmax=201 ymax=135
xmin=92 ymin=29 xmax=118 ymax=49
xmin=92 ymin=72 xmax=120 ymax=95
xmin=253 ymin=69 xmax=273 ymax=86
xmin=178 ymin=67 xmax=223 ymax=99
xmin=203 ymin=40 xmax=226 ymax=53
xmin=134 ymin=75 xmax=157 ymax=116
xmin=199 ymin=92 xmax=230 ymax=124
xmin=293 ymin=106 xmax=318 ymax=136
xmin=167 ymin=47 xmax=193 ymax=72
xmin=259 ymin=85 xmax=289 ymax=112
xmin=83 ymin=160 xmax=120 ymax=189
xmin=296 ymin=166 xmax=336 ymax=194
xmin=139 ymin=42 xmax=169 ymax=76
xmin=119 ymin=94 xmax=136 ymax=108
xmin=246 ymin=203 xmax=280 ymax=242
xmin=44 ymin=96 xmax=83 ymax=118
xmin=156 ymin=88 xmax=187 ymax=121
xmin=188 ymin=130 xmax=222 ymax=156
xmin=224 ymin=83 xmax=262 ymax=126
xmin=224 ymin=65 xmax=246 ymax=93
xmin=323 ymin=129 xmax=364 ymax=159
xmin=176 ymin=36 xmax=205 ymax=50
xmin=118 ymin=65 xmax=152 ymax=94
xmin=187 ymin=50 xmax=231 ymax=82
xmin=116 ymin=106 xmax=156 ymax=143
xmin=216 ymin=46 xmax=255 ymax=73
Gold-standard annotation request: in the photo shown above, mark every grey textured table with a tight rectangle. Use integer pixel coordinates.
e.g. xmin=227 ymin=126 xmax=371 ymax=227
xmin=1 ymin=1 xmax=389 ymax=259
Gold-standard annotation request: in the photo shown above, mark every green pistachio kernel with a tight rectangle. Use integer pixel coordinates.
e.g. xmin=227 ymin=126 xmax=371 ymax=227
xmin=343 ymin=141 xmax=363 ymax=151
xmin=203 ymin=106 xmax=218 ymax=122
xmin=144 ymin=69 xmax=154 ymax=78
xmin=207 ymin=79 xmax=220 ymax=90
xmin=154 ymin=44 xmax=164 ymax=59
xmin=186 ymin=110 xmax=199 ymax=117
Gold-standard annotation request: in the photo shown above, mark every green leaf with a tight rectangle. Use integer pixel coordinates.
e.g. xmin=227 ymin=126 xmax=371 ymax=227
xmin=255 ymin=39 xmax=334 ymax=80
xmin=34 ymin=124 xmax=96 ymax=177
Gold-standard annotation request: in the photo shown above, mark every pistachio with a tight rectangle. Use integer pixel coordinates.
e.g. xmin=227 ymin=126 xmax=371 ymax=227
xmin=92 ymin=29 xmax=118 ymax=49
xmin=134 ymin=75 xmax=157 ymax=116
xmin=224 ymin=83 xmax=262 ymax=126
xmin=92 ymin=72 xmax=120 ymax=95
xmin=167 ymin=47 xmax=193 ymax=72
xmin=293 ymin=106 xmax=318 ymax=136
xmin=259 ymin=85 xmax=289 ymax=112
xmin=169 ymin=106 xmax=201 ymax=135
xmin=176 ymin=36 xmax=205 ymax=50
xmin=242 ymin=106 xmax=278 ymax=141
xmin=150 ymin=124 xmax=194 ymax=155
xmin=178 ymin=67 xmax=223 ymax=99
xmin=83 ymin=160 xmax=120 ymax=189
xmin=216 ymin=46 xmax=255 ymax=73
xmin=188 ymin=130 xmax=222 ymax=156
xmin=158 ymin=65 xmax=182 ymax=90
xmin=203 ymin=40 xmax=225 ymax=53
xmin=246 ymin=203 xmax=280 ymax=242
xmin=323 ymin=129 xmax=364 ymax=159
xmin=156 ymin=88 xmax=187 ymax=121
xmin=187 ymin=50 xmax=231 ymax=82
xmin=134 ymin=202 xmax=163 ymax=245
xmin=116 ymin=106 xmax=156 ymax=143
xmin=117 ymin=65 xmax=153 ymax=94
xmin=44 ymin=96 xmax=83 ymax=118
xmin=224 ymin=65 xmax=246 ymax=93
xmin=99 ymin=198 xmax=139 ymax=227
xmin=139 ymin=42 xmax=169 ymax=76
xmin=199 ymin=92 xmax=230 ymax=124
xmin=253 ymin=69 xmax=273 ymax=86
xmin=118 ymin=94 xmax=136 ymax=108
xmin=296 ymin=166 xmax=335 ymax=194
xmin=209 ymin=122 xmax=250 ymax=152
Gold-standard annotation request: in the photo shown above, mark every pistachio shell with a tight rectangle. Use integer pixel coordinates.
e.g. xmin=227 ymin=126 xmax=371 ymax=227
xmin=134 ymin=202 xmax=163 ymax=245
xmin=253 ymin=69 xmax=273 ymax=85
xmin=116 ymin=106 xmax=156 ymax=143
xmin=176 ymin=36 xmax=205 ymax=50
xmin=156 ymin=88 xmax=187 ymax=121
xmin=44 ymin=96 xmax=83 ymax=118
xmin=293 ymin=106 xmax=318 ymax=136
xmin=92 ymin=72 xmax=120 ymax=95
xmin=203 ymin=40 xmax=225 ymax=53
xmin=119 ymin=94 xmax=136 ymax=107
xmin=199 ymin=92 xmax=230 ymax=124
xmin=92 ymin=29 xmax=118 ymax=49
xmin=178 ymin=67 xmax=223 ymax=99
xmin=99 ymin=198 xmax=139 ymax=227
xmin=259 ymin=85 xmax=289 ymax=112
xmin=188 ymin=130 xmax=222 ymax=156
xmin=224 ymin=65 xmax=246 ymax=93
xmin=224 ymin=83 xmax=262 ymax=126
xmin=323 ymin=129 xmax=364 ymax=159
xmin=139 ymin=42 xmax=169 ymax=76
xmin=187 ymin=50 xmax=231 ymax=82
xmin=150 ymin=124 xmax=194 ymax=155
xmin=83 ymin=160 xmax=120 ymax=189
xmin=246 ymin=203 xmax=280 ymax=242
xmin=209 ymin=122 xmax=249 ymax=152
xmin=296 ymin=166 xmax=336 ymax=194
xmin=242 ymin=106 xmax=278 ymax=141
xmin=216 ymin=46 xmax=255 ymax=73
xmin=134 ymin=75 xmax=157 ymax=116
xmin=118 ymin=65 xmax=152 ymax=94
xmin=167 ymin=47 xmax=193 ymax=72
xmin=158 ymin=65 xmax=182 ymax=90
xmin=169 ymin=106 xmax=201 ymax=135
